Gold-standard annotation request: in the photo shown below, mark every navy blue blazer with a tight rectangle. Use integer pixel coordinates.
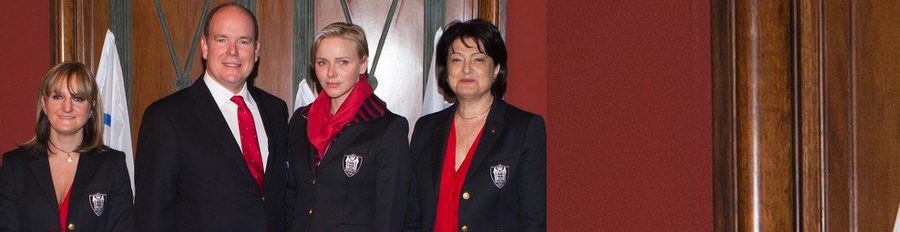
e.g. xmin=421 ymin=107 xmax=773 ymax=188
xmin=0 ymin=146 xmax=134 ymax=232
xmin=405 ymin=99 xmax=547 ymax=232
xmin=288 ymin=96 xmax=411 ymax=232
xmin=135 ymin=78 xmax=291 ymax=232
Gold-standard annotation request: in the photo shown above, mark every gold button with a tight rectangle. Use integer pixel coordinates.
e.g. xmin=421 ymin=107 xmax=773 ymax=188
xmin=308 ymin=208 xmax=313 ymax=215
xmin=461 ymin=225 xmax=469 ymax=232
xmin=67 ymin=223 xmax=75 ymax=230
xmin=462 ymin=192 xmax=470 ymax=200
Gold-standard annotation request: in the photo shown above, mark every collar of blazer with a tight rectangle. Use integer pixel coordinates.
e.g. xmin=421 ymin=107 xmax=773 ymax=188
xmin=299 ymin=93 xmax=390 ymax=167
xmin=429 ymin=98 xmax=509 ymax=194
xmin=296 ymin=93 xmax=388 ymax=124
xmin=26 ymin=147 xmax=102 ymax=214
xmin=187 ymin=77 xmax=278 ymax=191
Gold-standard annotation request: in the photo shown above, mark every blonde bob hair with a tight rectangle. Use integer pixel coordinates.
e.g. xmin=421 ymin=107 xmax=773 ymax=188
xmin=310 ymin=22 xmax=370 ymax=68
xmin=24 ymin=61 xmax=105 ymax=154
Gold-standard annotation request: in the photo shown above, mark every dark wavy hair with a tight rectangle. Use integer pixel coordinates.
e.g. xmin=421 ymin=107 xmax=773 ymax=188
xmin=435 ymin=19 xmax=508 ymax=99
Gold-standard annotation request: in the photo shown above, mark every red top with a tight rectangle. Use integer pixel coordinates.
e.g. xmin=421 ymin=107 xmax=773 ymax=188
xmin=58 ymin=188 xmax=72 ymax=232
xmin=433 ymin=120 xmax=484 ymax=232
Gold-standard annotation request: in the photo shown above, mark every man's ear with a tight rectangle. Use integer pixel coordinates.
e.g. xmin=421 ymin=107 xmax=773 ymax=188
xmin=200 ymin=36 xmax=209 ymax=60
xmin=254 ymin=42 xmax=261 ymax=63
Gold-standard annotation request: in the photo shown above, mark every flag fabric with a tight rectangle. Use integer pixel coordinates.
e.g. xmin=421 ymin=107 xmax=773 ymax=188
xmin=423 ymin=27 xmax=451 ymax=116
xmin=293 ymin=77 xmax=318 ymax=111
xmin=893 ymin=202 xmax=900 ymax=232
xmin=96 ymin=30 xmax=135 ymax=193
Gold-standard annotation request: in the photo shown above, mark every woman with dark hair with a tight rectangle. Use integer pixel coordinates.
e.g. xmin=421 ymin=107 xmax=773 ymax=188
xmin=289 ymin=22 xmax=411 ymax=232
xmin=0 ymin=61 xmax=133 ymax=231
xmin=405 ymin=19 xmax=547 ymax=232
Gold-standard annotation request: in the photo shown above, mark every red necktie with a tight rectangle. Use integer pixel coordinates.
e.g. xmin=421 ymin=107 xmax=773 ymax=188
xmin=230 ymin=96 xmax=265 ymax=193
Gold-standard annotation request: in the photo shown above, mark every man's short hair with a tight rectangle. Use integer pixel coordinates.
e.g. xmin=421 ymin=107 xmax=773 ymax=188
xmin=202 ymin=2 xmax=259 ymax=41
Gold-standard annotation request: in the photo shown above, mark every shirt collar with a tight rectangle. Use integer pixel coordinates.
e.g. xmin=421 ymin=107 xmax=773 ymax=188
xmin=203 ymin=72 xmax=255 ymax=107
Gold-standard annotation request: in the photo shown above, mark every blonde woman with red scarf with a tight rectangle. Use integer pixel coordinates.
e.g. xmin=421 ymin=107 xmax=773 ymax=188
xmin=288 ymin=22 xmax=411 ymax=232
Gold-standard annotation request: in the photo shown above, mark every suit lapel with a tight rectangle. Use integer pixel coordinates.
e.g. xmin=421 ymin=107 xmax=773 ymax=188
xmin=318 ymin=122 xmax=369 ymax=166
xmin=189 ymin=78 xmax=256 ymax=186
xmin=463 ymin=100 xmax=507 ymax=184
xmin=251 ymin=88 xmax=281 ymax=189
xmin=25 ymin=150 xmax=57 ymax=209
xmin=429 ymin=107 xmax=454 ymax=197
xmin=68 ymin=151 xmax=102 ymax=219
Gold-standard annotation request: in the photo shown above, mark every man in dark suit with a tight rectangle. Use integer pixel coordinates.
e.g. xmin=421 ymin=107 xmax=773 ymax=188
xmin=134 ymin=3 xmax=291 ymax=231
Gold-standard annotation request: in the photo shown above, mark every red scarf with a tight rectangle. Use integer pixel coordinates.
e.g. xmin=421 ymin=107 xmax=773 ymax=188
xmin=307 ymin=74 xmax=374 ymax=160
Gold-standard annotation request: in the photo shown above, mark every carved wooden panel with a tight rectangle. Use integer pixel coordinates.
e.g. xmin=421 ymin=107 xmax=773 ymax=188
xmin=713 ymin=0 xmax=900 ymax=231
xmin=51 ymin=0 xmax=108 ymax=73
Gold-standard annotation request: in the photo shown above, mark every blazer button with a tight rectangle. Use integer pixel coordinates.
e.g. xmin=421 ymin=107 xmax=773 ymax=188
xmin=460 ymin=225 xmax=469 ymax=232
xmin=308 ymin=208 xmax=314 ymax=215
xmin=67 ymin=223 xmax=76 ymax=231
xmin=462 ymin=192 xmax=471 ymax=200
xmin=311 ymin=178 xmax=316 ymax=184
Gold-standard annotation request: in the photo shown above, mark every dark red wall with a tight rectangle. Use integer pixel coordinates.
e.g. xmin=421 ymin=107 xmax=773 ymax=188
xmin=0 ymin=1 xmax=50 ymax=153
xmin=507 ymin=0 xmax=712 ymax=230
xmin=505 ymin=0 xmax=547 ymax=116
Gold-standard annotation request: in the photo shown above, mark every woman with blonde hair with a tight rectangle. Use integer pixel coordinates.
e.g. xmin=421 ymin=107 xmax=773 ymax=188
xmin=289 ymin=22 xmax=411 ymax=232
xmin=0 ymin=61 xmax=133 ymax=231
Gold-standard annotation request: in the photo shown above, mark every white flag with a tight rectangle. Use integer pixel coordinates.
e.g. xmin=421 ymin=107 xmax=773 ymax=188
xmin=893 ymin=202 xmax=900 ymax=232
xmin=96 ymin=30 xmax=135 ymax=193
xmin=293 ymin=77 xmax=318 ymax=111
xmin=423 ymin=27 xmax=451 ymax=115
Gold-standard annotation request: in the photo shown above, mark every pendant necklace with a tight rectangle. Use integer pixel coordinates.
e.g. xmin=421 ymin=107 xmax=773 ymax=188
xmin=49 ymin=142 xmax=76 ymax=163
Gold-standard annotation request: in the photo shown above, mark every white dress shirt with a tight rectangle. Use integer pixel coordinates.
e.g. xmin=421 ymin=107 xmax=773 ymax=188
xmin=204 ymin=73 xmax=269 ymax=172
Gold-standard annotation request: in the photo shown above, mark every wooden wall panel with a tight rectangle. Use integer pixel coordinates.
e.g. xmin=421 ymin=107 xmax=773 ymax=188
xmin=853 ymin=1 xmax=900 ymax=231
xmin=476 ymin=0 xmax=499 ymax=25
xmin=711 ymin=0 xmax=736 ymax=229
xmin=256 ymin=1 xmax=294 ymax=107
xmin=714 ymin=0 xmax=900 ymax=231
xmin=798 ymin=0 xmax=824 ymax=230
xmin=823 ymin=0 xmax=852 ymax=231
xmin=132 ymin=0 xmax=225 ymax=140
xmin=732 ymin=0 xmax=796 ymax=230
xmin=52 ymin=0 xmax=76 ymax=63
xmin=51 ymin=0 xmax=108 ymax=72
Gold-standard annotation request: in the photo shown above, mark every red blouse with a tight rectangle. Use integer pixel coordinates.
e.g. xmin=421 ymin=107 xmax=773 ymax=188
xmin=58 ymin=188 xmax=72 ymax=232
xmin=433 ymin=120 xmax=484 ymax=232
